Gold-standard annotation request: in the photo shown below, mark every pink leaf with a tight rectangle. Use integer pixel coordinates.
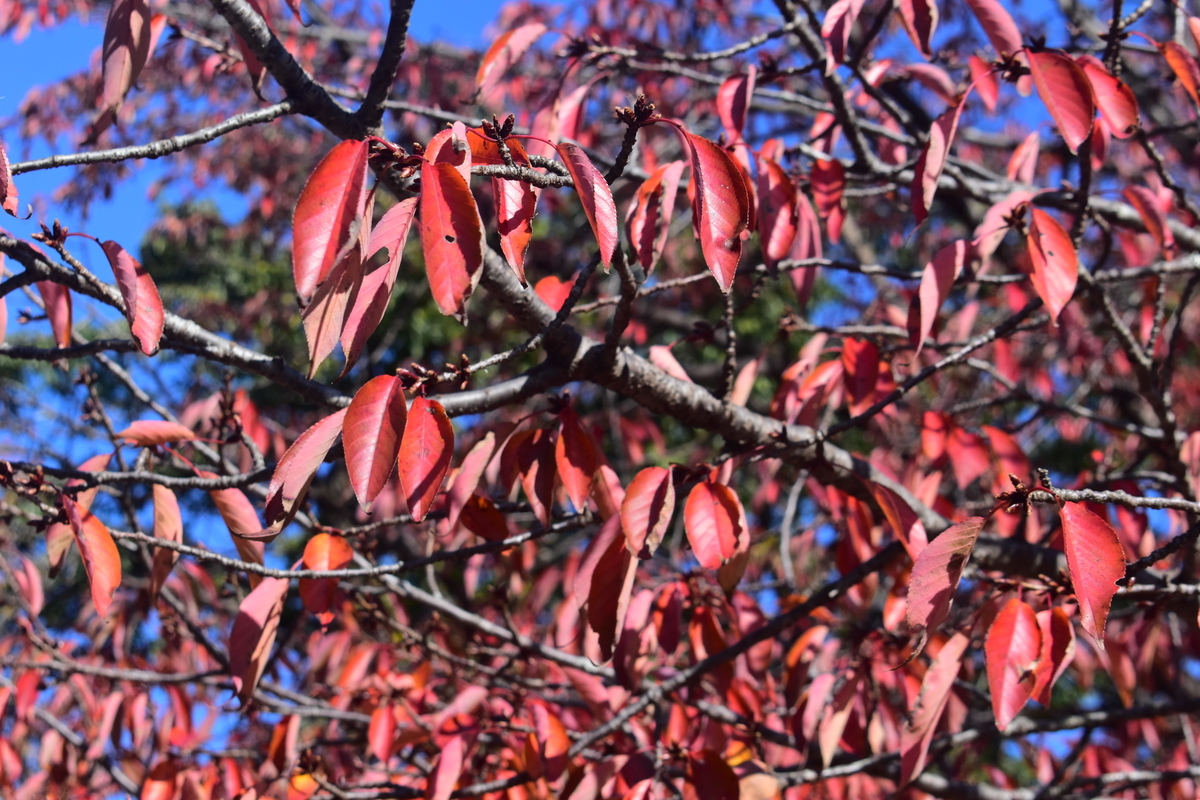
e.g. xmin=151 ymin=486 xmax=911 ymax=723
xmin=868 ymin=482 xmax=929 ymax=561
xmin=1005 ymin=131 xmax=1039 ymax=185
xmin=427 ymin=734 xmax=466 ymax=800
xmin=896 ymin=0 xmax=938 ymax=58
xmin=984 ymin=597 xmax=1041 ymax=731
xmin=1059 ymin=502 xmax=1126 ymax=648
xmin=716 ymin=66 xmax=756 ymax=140
xmin=962 ymin=0 xmax=1023 ymax=57
xmin=292 ymin=139 xmax=370 ymax=305
xmin=1076 ymin=55 xmax=1139 ymax=138
xmin=1160 ymin=41 xmax=1200 ymax=109
xmin=556 ymin=143 xmax=618 ymax=269
xmin=228 ymin=576 xmax=290 ymax=704
xmin=475 ymin=23 xmax=548 ymax=100
xmin=398 ymin=397 xmax=454 ymax=522
xmin=1027 ymin=50 xmax=1095 ymax=154
xmin=100 ymin=240 xmax=163 ymax=355
xmin=911 ymin=98 xmax=965 ymax=224
xmin=36 ymin=282 xmax=72 ymax=348
xmin=969 ymin=55 xmax=1000 ymax=112
xmin=621 ymin=466 xmax=676 ymax=557
xmin=915 ymin=240 xmax=970 ymax=356
xmin=420 ymin=161 xmax=485 ymax=322
xmin=0 ymin=139 xmax=19 ymax=216
xmin=343 ymin=375 xmax=407 ymax=510
xmin=100 ymin=0 xmax=152 ymax=113
xmin=117 ymin=420 xmax=197 ymax=446
xmin=906 ymin=517 xmax=985 ymax=653
xmin=900 ymin=631 xmax=971 ymax=784
xmin=756 ymin=156 xmax=798 ymax=268
xmin=821 ymin=0 xmax=866 ymax=73
xmin=62 ymin=496 xmax=122 ymax=618
xmin=265 ymin=409 xmax=348 ymax=529
xmin=1026 ymin=207 xmax=1078 ymax=323
xmin=648 ymin=345 xmax=692 ymax=383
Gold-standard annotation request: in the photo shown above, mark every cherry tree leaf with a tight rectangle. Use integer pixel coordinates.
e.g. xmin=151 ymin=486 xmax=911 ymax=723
xmin=516 ymin=427 xmax=556 ymax=527
xmin=868 ymin=482 xmax=928 ymax=560
xmin=36 ymin=281 xmax=72 ymax=348
xmin=100 ymin=0 xmax=152 ymax=113
xmin=292 ymin=139 xmax=370 ymax=305
xmin=475 ymin=23 xmax=547 ymax=100
xmin=818 ymin=669 xmax=861 ymax=767
xmin=343 ymin=375 xmax=407 ymax=510
xmin=821 ymin=0 xmax=866 ymax=73
xmin=556 ymin=143 xmax=618 ymax=268
xmin=141 ymin=760 xmax=178 ymax=800
xmin=915 ymin=240 xmax=970 ymax=356
xmin=149 ymin=485 xmax=182 ymax=603
xmin=420 ymin=161 xmax=485 ymax=322
xmin=1027 ymin=50 xmax=1095 ymax=154
xmin=341 ymin=196 xmax=418 ymax=373
xmin=841 ymin=337 xmax=879 ymax=415
xmin=1006 ymin=131 xmax=1039 ymax=185
xmin=912 ymin=98 xmax=965 ymax=224
xmin=494 ymin=176 xmax=538 ymax=284
xmin=1026 ymin=207 xmax=1078 ymax=323
xmin=897 ymin=0 xmax=938 ymax=58
xmin=985 ymin=597 xmax=1041 ymax=730
xmin=99 ymin=240 xmax=164 ymax=355
xmin=962 ymin=0 xmax=1023 ymax=57
xmin=264 ymin=409 xmax=348 ymax=530
xmin=1123 ymin=185 xmax=1173 ymax=256
xmin=1076 ymin=55 xmax=1138 ymax=137
xmin=117 ymin=420 xmax=197 ymax=446
xmin=228 ymin=576 xmax=290 ymax=705
xmin=900 ymin=631 xmax=971 ymax=785
xmin=716 ymin=66 xmax=756 ymax=140
xmin=200 ymin=469 xmax=264 ymax=574
xmin=756 ymin=155 xmax=798 ymax=268
xmin=299 ymin=533 xmax=353 ymax=621
xmin=588 ymin=522 xmax=638 ymax=661
xmin=684 ymin=479 xmax=744 ymax=570
xmin=303 ymin=190 xmax=371 ymax=377
xmin=1 ymin=139 xmax=20 ymax=216
xmin=532 ymin=704 xmax=570 ymax=781
xmin=369 ymin=706 xmax=396 ymax=763
xmin=398 ymin=397 xmax=454 ymax=522
xmin=628 ymin=161 xmax=686 ymax=273
xmin=621 ymin=466 xmax=676 ymax=558
xmin=649 ymin=345 xmax=692 ymax=383
xmin=907 ymin=517 xmax=985 ymax=655
xmin=445 ymin=432 xmax=495 ymax=532
xmin=810 ymin=156 xmax=846 ymax=242
xmin=555 ymin=406 xmax=598 ymax=511
xmin=62 ymin=495 xmax=122 ymax=617
xmin=1031 ymin=606 xmax=1076 ymax=705
xmin=12 ymin=557 xmax=43 ymax=617
xmin=969 ymin=55 xmax=1000 ymax=112
xmin=459 ymin=494 xmax=509 ymax=542
xmin=1159 ymin=41 xmax=1200 ymax=108
xmin=1059 ymin=502 xmax=1126 ymax=647
xmin=682 ymin=132 xmax=751 ymax=292
xmin=427 ymin=734 xmax=466 ymax=800
xmin=686 ymin=750 xmax=740 ymax=800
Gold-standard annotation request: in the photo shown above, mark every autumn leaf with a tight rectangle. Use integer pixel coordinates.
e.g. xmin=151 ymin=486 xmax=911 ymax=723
xmin=149 ymin=485 xmax=182 ymax=603
xmin=531 ymin=703 xmax=570 ymax=781
xmin=343 ymin=375 xmax=407 ymax=510
xmin=1027 ymin=50 xmax=1095 ymax=154
xmin=915 ymin=240 xmax=970 ymax=356
xmin=896 ymin=0 xmax=938 ymax=58
xmin=716 ymin=66 xmax=756 ymax=140
xmin=116 ymin=420 xmax=197 ymax=446
xmin=99 ymin=0 xmax=153 ymax=115
xmin=969 ymin=55 xmax=1000 ymax=112
xmin=686 ymin=750 xmax=740 ymax=800
xmin=1076 ymin=55 xmax=1138 ymax=137
xmin=556 ymin=143 xmax=618 ymax=268
xmin=681 ymin=131 xmax=751 ymax=292
xmin=444 ymin=432 xmax=496 ymax=532
xmin=821 ymin=0 xmax=866 ymax=73
xmin=398 ymin=397 xmax=454 ymax=522
xmin=0 ymin=139 xmax=18 ymax=216
xmin=1031 ymin=606 xmax=1076 ymax=704
xmin=1026 ymin=206 xmax=1078 ymax=323
xmin=299 ymin=533 xmax=354 ymax=623
xmin=36 ymin=281 xmax=72 ymax=348
xmin=907 ymin=517 xmax=985 ymax=655
xmin=368 ymin=705 xmax=396 ymax=763
xmin=1059 ymin=502 xmax=1126 ymax=647
xmin=984 ymin=597 xmax=1041 ymax=731
xmin=264 ymin=409 xmax=348 ymax=531
xmin=684 ymin=479 xmax=744 ymax=570
xmin=62 ymin=495 xmax=122 ymax=618
xmin=475 ymin=23 xmax=548 ymax=100
xmin=555 ymin=406 xmax=598 ymax=511
xmin=621 ymin=466 xmax=676 ymax=558
xmin=427 ymin=734 xmax=466 ymax=800
xmin=587 ymin=523 xmax=638 ymax=661
xmin=228 ymin=576 xmax=290 ymax=705
xmin=900 ymin=631 xmax=971 ymax=785
xmin=292 ymin=139 xmax=370 ymax=306
xmin=912 ymin=98 xmax=965 ymax=224
xmin=1123 ymin=185 xmax=1174 ymax=256
xmin=962 ymin=0 xmax=1023 ymax=57
xmin=100 ymin=239 xmax=164 ymax=355
xmin=420 ymin=161 xmax=485 ymax=322
xmin=755 ymin=156 xmax=798 ymax=268
xmin=1159 ymin=41 xmax=1200 ymax=108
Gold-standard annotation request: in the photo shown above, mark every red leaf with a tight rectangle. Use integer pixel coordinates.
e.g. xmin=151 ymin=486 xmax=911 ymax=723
xmin=626 ymin=161 xmax=686 ymax=272
xmin=203 ymin=470 xmax=265 ymax=573
xmin=341 ymin=196 xmax=418 ymax=372
xmin=516 ymin=427 xmax=557 ymax=526
xmin=682 ymin=132 xmax=751 ymax=292
xmin=100 ymin=0 xmax=152 ymax=112
xmin=303 ymin=190 xmax=371 ymax=377
xmin=897 ymin=0 xmax=938 ymax=58
xmin=12 ymin=557 xmax=43 ymax=617
xmin=900 ymin=631 xmax=971 ymax=785
xmin=141 ymin=760 xmax=178 ymax=800
xmin=459 ymin=494 xmax=509 ymax=541
xmin=947 ymin=424 xmax=991 ymax=489
xmin=981 ymin=424 xmax=1030 ymax=486
xmin=649 ymin=345 xmax=692 ymax=383
xmin=265 ymin=409 xmax=348 ymax=530
xmin=810 ymin=156 xmax=846 ymax=222
xmin=420 ymin=161 xmax=485 ymax=322
xmin=343 ymin=375 xmax=407 ymax=510
xmin=556 ymin=143 xmax=618 ymax=269
xmin=686 ymin=750 xmax=739 ymax=800
xmin=475 ymin=23 xmax=547 ymax=100
xmin=494 ymin=176 xmax=538 ymax=284
xmin=868 ymin=482 xmax=928 ymax=561
xmin=1076 ymin=55 xmax=1138 ymax=138
xmin=149 ymin=485 xmax=181 ymax=603
xmin=969 ymin=55 xmax=999 ymax=112
xmin=1160 ymin=41 xmax=1200 ymax=108
xmin=427 ymin=734 xmax=466 ymax=800
xmin=292 ymin=139 xmax=370 ymax=305
xmin=1026 ymin=207 xmax=1078 ymax=324
xmin=915 ymin=240 xmax=970 ymax=356
xmin=445 ymin=432 xmax=496 ymax=532
xmin=911 ymin=99 xmax=964 ymax=224
xmin=756 ymin=156 xmax=798 ymax=267
xmin=368 ymin=706 xmax=396 ymax=763
xmin=1059 ymin=502 xmax=1126 ymax=647
xmin=817 ymin=669 xmax=860 ymax=767
xmin=684 ymin=479 xmax=744 ymax=570
xmin=232 ymin=0 xmax=269 ymax=96
xmin=62 ymin=495 xmax=122 ymax=617
xmin=907 ymin=517 xmax=984 ymax=652
xmin=621 ymin=466 xmax=676 ymax=558
xmin=299 ymin=533 xmax=353 ymax=620
xmin=100 ymin=239 xmax=163 ymax=355
xmin=533 ymin=275 xmax=573 ymax=311
xmin=117 ymin=420 xmax=197 ymax=446
xmin=588 ymin=522 xmax=638 ymax=661
xmin=555 ymin=406 xmax=598 ymax=511
xmin=1123 ymin=185 xmax=1174 ymax=256
xmin=985 ymin=597 xmax=1041 ymax=731
xmin=398 ymin=397 xmax=454 ymax=522
xmin=36 ymin=281 xmax=72 ymax=348
xmin=0 ymin=139 xmax=19 ymax=216
xmin=962 ymin=0 xmax=1023 ymax=57
xmin=532 ymin=704 xmax=570 ymax=781
xmin=1031 ymin=607 xmax=1076 ymax=705
xmin=1006 ymin=131 xmax=1039 ymax=185
xmin=716 ymin=66 xmax=756 ymax=140
xmin=840 ymin=337 xmax=879 ymax=415
xmin=1027 ymin=50 xmax=1095 ymax=154
xmin=228 ymin=576 xmax=289 ymax=705
xmin=821 ymin=0 xmax=866 ymax=73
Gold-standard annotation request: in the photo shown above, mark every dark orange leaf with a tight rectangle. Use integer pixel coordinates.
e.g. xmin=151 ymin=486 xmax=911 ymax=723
xmin=556 ymin=143 xmax=618 ymax=268
xmin=299 ymin=533 xmax=353 ymax=620
xmin=149 ymin=485 xmax=181 ymax=603
xmin=292 ymin=139 xmax=370 ymax=305
xmin=716 ymin=67 xmax=756 ymax=140
xmin=1027 ymin=50 xmax=1095 ymax=154
xmin=100 ymin=240 xmax=163 ymax=355
xmin=343 ymin=375 xmax=407 ymax=510
xmin=459 ymin=494 xmax=509 ymax=541
xmin=555 ymin=406 xmax=598 ymax=511
xmin=1160 ymin=41 xmax=1200 ymax=108
xmin=683 ymin=132 xmax=751 ymax=292
xmin=420 ymin=161 xmax=485 ymax=322
xmin=228 ymin=576 xmax=289 ymax=705
xmin=621 ymin=466 xmax=676 ymax=558
xmin=907 ymin=517 xmax=984 ymax=654
xmin=684 ymin=479 xmax=744 ymax=570
xmin=1026 ymin=207 xmax=1078 ymax=323
xmin=532 ymin=704 xmax=570 ymax=782
xmin=900 ymin=631 xmax=970 ymax=785
xmin=1059 ymin=502 xmax=1126 ymax=647
xmin=117 ymin=420 xmax=197 ymax=446
xmin=62 ymin=495 xmax=122 ymax=617
xmin=984 ymin=597 xmax=1041 ymax=730
xmin=398 ymin=397 xmax=454 ymax=521
xmin=140 ymin=759 xmax=178 ymax=800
